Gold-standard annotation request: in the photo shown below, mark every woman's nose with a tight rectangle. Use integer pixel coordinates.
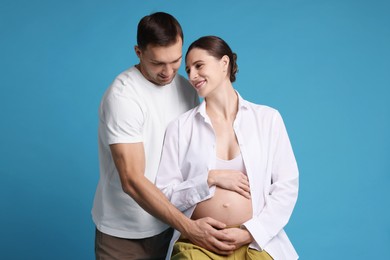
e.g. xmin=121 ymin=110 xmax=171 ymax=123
xmin=189 ymin=70 xmax=197 ymax=80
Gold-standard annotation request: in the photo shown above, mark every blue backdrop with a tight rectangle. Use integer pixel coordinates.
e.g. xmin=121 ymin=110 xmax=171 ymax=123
xmin=1 ymin=0 xmax=389 ymax=259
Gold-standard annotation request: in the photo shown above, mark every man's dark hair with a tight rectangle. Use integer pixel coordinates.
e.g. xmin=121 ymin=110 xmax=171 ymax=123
xmin=137 ymin=12 xmax=183 ymax=50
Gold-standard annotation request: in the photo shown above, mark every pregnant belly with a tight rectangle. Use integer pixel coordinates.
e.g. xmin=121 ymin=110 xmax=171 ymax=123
xmin=191 ymin=187 xmax=253 ymax=226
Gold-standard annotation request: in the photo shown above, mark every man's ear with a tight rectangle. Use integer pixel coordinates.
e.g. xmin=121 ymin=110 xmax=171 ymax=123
xmin=134 ymin=45 xmax=142 ymax=58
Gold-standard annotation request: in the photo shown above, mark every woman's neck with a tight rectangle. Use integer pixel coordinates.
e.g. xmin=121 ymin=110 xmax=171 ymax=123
xmin=205 ymin=83 xmax=238 ymax=121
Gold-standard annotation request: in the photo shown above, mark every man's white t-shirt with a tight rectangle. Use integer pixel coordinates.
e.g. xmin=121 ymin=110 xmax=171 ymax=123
xmin=92 ymin=66 xmax=199 ymax=239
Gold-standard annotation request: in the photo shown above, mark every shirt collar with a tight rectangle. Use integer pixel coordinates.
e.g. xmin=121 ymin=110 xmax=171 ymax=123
xmin=195 ymin=90 xmax=249 ymax=121
xmin=236 ymin=91 xmax=250 ymax=110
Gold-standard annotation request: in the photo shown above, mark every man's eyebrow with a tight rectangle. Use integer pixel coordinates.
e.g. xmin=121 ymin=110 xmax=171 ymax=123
xmin=172 ymin=56 xmax=182 ymax=63
xmin=151 ymin=55 xmax=182 ymax=64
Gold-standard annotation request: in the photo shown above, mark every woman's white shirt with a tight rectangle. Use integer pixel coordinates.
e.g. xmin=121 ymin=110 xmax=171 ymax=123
xmin=156 ymin=92 xmax=299 ymax=260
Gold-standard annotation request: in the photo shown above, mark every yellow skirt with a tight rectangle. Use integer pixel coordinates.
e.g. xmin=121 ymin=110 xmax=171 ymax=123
xmin=172 ymin=239 xmax=273 ymax=260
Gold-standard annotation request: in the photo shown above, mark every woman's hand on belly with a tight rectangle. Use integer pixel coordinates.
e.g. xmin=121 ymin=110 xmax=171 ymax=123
xmin=208 ymin=169 xmax=251 ymax=199
xmin=222 ymin=227 xmax=254 ymax=248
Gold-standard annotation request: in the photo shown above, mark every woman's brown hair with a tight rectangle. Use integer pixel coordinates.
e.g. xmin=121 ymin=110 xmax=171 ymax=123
xmin=186 ymin=36 xmax=238 ymax=82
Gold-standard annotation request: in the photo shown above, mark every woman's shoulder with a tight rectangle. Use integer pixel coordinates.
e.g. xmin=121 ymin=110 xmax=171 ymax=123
xmin=166 ymin=105 xmax=200 ymax=129
xmin=242 ymin=99 xmax=280 ymax=117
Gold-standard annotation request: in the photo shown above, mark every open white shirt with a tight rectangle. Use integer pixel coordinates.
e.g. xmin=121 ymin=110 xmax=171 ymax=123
xmin=156 ymin=92 xmax=299 ymax=260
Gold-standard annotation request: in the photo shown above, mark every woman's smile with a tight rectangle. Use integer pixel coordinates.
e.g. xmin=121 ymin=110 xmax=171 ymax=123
xmin=193 ymin=80 xmax=206 ymax=90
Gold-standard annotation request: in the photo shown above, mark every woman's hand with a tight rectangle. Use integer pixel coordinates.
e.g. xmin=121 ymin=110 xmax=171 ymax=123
xmin=208 ymin=170 xmax=251 ymax=199
xmin=183 ymin=217 xmax=236 ymax=255
xmin=222 ymin=227 xmax=254 ymax=248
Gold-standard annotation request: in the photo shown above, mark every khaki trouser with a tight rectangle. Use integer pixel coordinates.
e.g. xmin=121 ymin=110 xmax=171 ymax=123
xmin=95 ymin=228 xmax=173 ymax=260
xmin=172 ymin=239 xmax=273 ymax=260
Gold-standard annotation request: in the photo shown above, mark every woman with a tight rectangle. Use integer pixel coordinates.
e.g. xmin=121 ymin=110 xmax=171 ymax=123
xmin=156 ymin=36 xmax=299 ymax=259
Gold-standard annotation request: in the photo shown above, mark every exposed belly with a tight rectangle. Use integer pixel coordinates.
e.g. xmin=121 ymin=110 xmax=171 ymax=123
xmin=191 ymin=187 xmax=253 ymax=226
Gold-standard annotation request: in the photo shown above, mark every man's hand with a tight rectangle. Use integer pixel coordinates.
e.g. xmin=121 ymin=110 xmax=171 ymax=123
xmin=208 ymin=170 xmax=251 ymax=199
xmin=181 ymin=217 xmax=236 ymax=255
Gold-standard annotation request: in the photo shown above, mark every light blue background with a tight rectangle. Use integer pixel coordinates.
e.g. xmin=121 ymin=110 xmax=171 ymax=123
xmin=1 ymin=0 xmax=389 ymax=259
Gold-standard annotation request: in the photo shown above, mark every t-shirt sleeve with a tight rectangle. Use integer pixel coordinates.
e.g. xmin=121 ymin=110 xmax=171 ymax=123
xmin=100 ymin=93 xmax=145 ymax=145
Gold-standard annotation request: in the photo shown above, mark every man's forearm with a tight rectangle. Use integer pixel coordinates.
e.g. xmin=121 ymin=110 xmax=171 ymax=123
xmin=123 ymin=173 xmax=236 ymax=254
xmin=122 ymin=174 xmax=192 ymax=234
xmin=110 ymin=143 xmax=235 ymax=254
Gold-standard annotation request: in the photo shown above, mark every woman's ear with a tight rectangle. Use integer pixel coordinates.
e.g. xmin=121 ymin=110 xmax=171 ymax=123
xmin=221 ymin=55 xmax=230 ymax=72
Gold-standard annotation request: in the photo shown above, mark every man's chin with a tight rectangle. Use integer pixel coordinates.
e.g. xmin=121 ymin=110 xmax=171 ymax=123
xmin=157 ymin=78 xmax=174 ymax=86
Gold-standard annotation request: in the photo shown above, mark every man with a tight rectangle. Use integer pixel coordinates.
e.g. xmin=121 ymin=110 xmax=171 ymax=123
xmin=92 ymin=12 xmax=235 ymax=259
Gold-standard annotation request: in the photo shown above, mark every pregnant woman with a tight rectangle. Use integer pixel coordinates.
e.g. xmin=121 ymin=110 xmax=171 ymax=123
xmin=156 ymin=36 xmax=299 ymax=260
